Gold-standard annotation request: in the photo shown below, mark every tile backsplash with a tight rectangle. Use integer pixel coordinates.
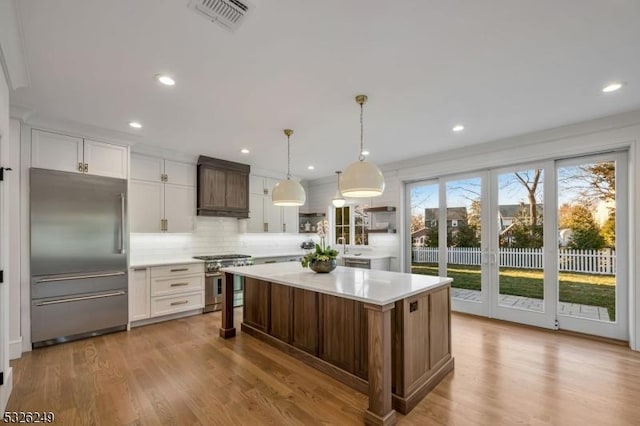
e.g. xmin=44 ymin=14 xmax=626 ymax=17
xmin=130 ymin=217 xmax=400 ymax=270
xmin=129 ymin=217 xmax=311 ymax=263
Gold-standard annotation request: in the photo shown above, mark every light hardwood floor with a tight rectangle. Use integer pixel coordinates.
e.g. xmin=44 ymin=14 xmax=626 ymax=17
xmin=7 ymin=311 xmax=640 ymax=425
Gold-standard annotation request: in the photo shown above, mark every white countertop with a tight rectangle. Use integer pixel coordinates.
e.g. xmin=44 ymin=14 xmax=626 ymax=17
xmin=129 ymin=258 xmax=205 ymax=268
xmin=221 ymin=262 xmax=451 ymax=306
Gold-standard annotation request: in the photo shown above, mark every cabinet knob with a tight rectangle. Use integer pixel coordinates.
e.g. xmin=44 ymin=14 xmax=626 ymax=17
xmin=83 ymin=163 xmax=88 ymax=173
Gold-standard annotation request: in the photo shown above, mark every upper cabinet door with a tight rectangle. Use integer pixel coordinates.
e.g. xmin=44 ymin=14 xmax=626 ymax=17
xmin=131 ymin=154 xmax=163 ymax=182
xmin=282 ymin=206 xmax=299 ymax=233
xmin=84 ymin=139 xmax=128 ymax=179
xmin=164 ymin=184 xmax=195 ymax=233
xmin=31 ymin=129 xmax=83 ymax=173
xmin=129 ymin=180 xmax=163 ymax=233
xmin=164 ymin=160 xmax=196 ymax=187
xmin=249 ymin=175 xmax=266 ymax=195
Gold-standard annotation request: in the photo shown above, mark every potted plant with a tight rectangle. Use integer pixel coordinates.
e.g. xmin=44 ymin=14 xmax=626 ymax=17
xmin=301 ymin=220 xmax=338 ymax=273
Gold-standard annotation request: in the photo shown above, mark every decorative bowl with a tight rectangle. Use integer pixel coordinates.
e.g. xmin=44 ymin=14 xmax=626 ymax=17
xmin=309 ymin=259 xmax=337 ymax=273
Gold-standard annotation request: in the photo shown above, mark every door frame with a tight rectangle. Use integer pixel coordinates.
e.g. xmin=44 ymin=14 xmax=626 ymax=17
xmin=488 ymin=160 xmax=557 ymax=330
xmin=554 ymin=151 xmax=629 ymax=340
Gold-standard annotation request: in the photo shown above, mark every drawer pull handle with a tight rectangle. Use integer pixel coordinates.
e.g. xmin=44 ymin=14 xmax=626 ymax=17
xmin=170 ymin=268 xmax=189 ymax=272
xmin=170 ymin=282 xmax=189 ymax=287
xmin=170 ymin=300 xmax=189 ymax=306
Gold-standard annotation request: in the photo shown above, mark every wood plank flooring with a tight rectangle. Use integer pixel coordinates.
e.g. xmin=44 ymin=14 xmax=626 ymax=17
xmin=7 ymin=311 xmax=640 ymax=425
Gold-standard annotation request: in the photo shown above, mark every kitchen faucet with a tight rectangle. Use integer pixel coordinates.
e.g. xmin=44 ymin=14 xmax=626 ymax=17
xmin=337 ymin=236 xmax=348 ymax=254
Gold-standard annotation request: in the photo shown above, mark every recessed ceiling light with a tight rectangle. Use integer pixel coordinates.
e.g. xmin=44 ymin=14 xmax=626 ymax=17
xmin=240 ymin=148 xmax=250 ymax=154
xmin=307 ymin=165 xmax=315 ymax=170
xmin=156 ymin=74 xmax=175 ymax=86
xmin=602 ymin=82 xmax=623 ymax=93
xmin=129 ymin=121 xmax=142 ymax=129
xmin=361 ymin=150 xmax=370 ymax=156
xmin=452 ymin=124 xmax=465 ymax=132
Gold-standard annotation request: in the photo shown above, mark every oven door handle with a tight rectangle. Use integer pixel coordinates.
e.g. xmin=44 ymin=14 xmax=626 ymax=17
xmin=205 ymin=273 xmax=222 ymax=278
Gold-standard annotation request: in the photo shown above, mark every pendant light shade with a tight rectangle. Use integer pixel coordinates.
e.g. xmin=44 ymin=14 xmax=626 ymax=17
xmin=339 ymin=95 xmax=385 ymax=198
xmin=332 ymin=171 xmax=346 ymax=207
xmin=272 ymin=129 xmax=306 ymax=206
xmin=340 ymin=161 xmax=385 ymax=197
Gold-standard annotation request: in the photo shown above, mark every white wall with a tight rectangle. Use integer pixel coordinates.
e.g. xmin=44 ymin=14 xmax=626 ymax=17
xmin=8 ymin=119 xmax=20 ymax=359
xmin=0 ymin=47 xmax=14 ymax=413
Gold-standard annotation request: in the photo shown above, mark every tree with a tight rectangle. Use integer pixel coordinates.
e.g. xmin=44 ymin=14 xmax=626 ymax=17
xmin=600 ymin=211 xmax=615 ymax=248
xmin=564 ymin=205 xmax=604 ymax=250
xmin=411 ymin=213 xmax=425 ymax=233
xmin=510 ymin=204 xmax=543 ymax=248
xmin=585 ymin=162 xmax=615 ymax=202
xmin=425 ymin=226 xmax=439 ymax=247
xmin=514 ymin=169 xmax=542 ymax=227
xmin=452 ymin=223 xmax=480 ymax=247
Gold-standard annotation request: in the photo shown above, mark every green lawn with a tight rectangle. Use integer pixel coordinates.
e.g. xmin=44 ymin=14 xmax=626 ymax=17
xmin=411 ymin=263 xmax=616 ymax=320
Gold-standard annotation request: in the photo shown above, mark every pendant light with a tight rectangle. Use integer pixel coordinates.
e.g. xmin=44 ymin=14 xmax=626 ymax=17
xmin=332 ymin=171 xmax=346 ymax=207
xmin=272 ymin=129 xmax=306 ymax=206
xmin=339 ymin=94 xmax=385 ymax=197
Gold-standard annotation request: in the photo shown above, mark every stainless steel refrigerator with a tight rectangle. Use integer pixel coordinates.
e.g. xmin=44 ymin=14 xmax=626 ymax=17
xmin=30 ymin=168 xmax=128 ymax=347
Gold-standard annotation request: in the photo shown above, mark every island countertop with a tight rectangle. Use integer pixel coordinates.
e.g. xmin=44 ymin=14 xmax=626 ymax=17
xmin=220 ymin=262 xmax=451 ymax=306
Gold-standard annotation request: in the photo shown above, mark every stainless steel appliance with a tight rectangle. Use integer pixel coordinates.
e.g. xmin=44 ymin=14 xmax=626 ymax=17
xmin=30 ymin=168 xmax=128 ymax=347
xmin=193 ymin=254 xmax=252 ymax=312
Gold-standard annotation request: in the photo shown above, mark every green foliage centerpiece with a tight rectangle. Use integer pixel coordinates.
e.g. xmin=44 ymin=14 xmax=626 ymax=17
xmin=301 ymin=220 xmax=338 ymax=273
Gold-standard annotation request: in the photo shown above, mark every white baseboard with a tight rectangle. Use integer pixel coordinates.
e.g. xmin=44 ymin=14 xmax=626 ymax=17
xmin=0 ymin=367 xmax=14 ymax=412
xmin=129 ymin=309 xmax=203 ymax=328
xmin=9 ymin=338 xmax=22 ymax=360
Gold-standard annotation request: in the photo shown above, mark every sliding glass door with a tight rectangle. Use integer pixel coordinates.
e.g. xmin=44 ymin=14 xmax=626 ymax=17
xmin=489 ymin=162 xmax=556 ymax=329
xmin=406 ymin=151 xmax=628 ymax=340
xmin=555 ymin=152 xmax=628 ymax=340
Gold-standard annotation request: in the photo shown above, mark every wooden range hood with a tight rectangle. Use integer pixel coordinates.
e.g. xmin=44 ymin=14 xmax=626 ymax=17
xmin=197 ymin=155 xmax=250 ymax=218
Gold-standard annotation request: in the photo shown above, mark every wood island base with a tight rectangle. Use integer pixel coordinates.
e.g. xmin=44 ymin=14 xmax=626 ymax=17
xmin=220 ymin=266 xmax=454 ymax=425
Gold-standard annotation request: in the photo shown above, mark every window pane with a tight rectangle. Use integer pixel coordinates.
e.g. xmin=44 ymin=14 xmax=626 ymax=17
xmin=410 ymin=182 xmax=439 ymax=277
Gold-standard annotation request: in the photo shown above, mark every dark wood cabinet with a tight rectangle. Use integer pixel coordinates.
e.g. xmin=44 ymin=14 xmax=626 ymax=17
xmin=243 ymin=277 xmax=270 ymax=332
xmin=292 ymin=288 xmax=319 ymax=355
xmin=270 ymin=283 xmax=292 ymax=342
xmin=197 ymin=156 xmax=249 ymax=218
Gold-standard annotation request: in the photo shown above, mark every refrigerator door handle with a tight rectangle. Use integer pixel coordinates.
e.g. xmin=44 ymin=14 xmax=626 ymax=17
xmin=35 ymin=290 xmax=126 ymax=306
xmin=35 ymin=271 xmax=126 ymax=283
xmin=119 ymin=193 xmax=126 ymax=254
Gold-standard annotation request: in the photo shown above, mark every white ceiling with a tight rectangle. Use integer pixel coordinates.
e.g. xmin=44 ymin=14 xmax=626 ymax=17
xmin=11 ymin=0 xmax=640 ymax=179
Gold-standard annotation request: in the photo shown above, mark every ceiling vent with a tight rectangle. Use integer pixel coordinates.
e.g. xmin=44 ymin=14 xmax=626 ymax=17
xmin=188 ymin=0 xmax=253 ymax=32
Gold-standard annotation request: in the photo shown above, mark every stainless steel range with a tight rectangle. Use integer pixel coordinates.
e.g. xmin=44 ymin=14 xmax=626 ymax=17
xmin=193 ymin=254 xmax=253 ymax=313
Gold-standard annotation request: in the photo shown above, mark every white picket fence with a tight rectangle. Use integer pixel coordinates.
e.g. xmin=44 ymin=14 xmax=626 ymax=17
xmin=412 ymin=247 xmax=616 ymax=275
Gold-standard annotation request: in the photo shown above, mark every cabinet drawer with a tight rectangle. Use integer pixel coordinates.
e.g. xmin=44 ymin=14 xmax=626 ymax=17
xmin=151 ymin=291 xmax=204 ymax=317
xmin=150 ymin=263 xmax=204 ymax=278
xmin=151 ymin=274 xmax=203 ymax=296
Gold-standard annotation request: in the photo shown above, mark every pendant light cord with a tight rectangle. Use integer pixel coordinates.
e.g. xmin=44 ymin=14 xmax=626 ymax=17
xmin=359 ymin=101 xmax=365 ymax=162
xmin=287 ymin=133 xmax=291 ymax=180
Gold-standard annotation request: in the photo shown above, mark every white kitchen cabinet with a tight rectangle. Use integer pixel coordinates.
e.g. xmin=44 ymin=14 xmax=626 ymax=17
xmin=130 ymin=154 xmax=163 ymax=182
xmin=83 ymin=139 xmax=128 ymax=178
xmin=130 ymin=153 xmax=196 ymax=233
xmin=129 ymin=267 xmax=151 ymax=321
xmin=31 ymin=129 xmax=128 ymax=179
xmin=248 ymin=174 xmax=299 ymax=233
xmin=31 ymin=130 xmax=83 ymax=173
xmin=129 ymin=180 xmax=164 ymax=233
xmin=131 ymin=154 xmax=195 ymax=186
xmin=164 ymin=184 xmax=195 ymax=233
xmin=129 ymin=262 xmax=204 ymax=327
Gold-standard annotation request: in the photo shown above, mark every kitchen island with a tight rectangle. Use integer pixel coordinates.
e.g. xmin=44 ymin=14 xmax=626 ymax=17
xmin=219 ymin=263 xmax=453 ymax=426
